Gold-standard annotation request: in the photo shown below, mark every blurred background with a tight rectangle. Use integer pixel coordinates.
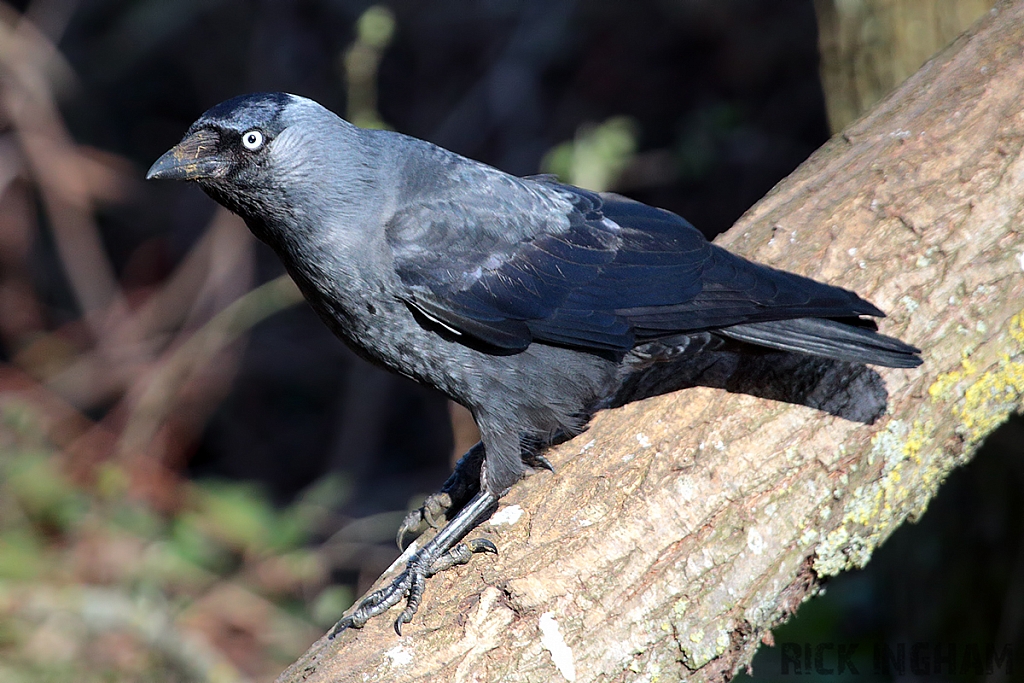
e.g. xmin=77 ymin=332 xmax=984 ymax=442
xmin=0 ymin=0 xmax=1019 ymax=681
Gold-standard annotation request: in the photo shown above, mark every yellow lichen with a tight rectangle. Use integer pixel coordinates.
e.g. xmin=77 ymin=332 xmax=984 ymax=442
xmin=928 ymin=311 xmax=1024 ymax=444
xmin=815 ymin=417 xmax=941 ymax=576
xmin=928 ymin=370 xmax=961 ymax=401
xmin=1009 ymin=312 xmax=1024 ymax=346
xmin=817 ymin=312 xmax=1024 ymax=577
xmin=928 ymin=350 xmax=978 ymax=401
xmin=956 ymin=357 xmax=1024 ymax=442
xmin=814 ymin=310 xmax=1024 ymax=585
xmin=902 ymin=420 xmax=932 ymax=464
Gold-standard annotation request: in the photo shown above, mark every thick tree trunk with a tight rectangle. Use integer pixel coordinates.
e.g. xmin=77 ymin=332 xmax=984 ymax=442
xmin=814 ymin=0 xmax=998 ymax=132
xmin=278 ymin=3 xmax=1024 ymax=681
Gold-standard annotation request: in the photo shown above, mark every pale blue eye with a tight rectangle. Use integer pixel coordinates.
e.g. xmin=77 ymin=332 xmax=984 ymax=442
xmin=242 ymin=130 xmax=264 ymax=150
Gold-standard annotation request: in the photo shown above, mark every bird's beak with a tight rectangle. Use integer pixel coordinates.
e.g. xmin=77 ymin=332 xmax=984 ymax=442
xmin=146 ymin=129 xmax=228 ymax=181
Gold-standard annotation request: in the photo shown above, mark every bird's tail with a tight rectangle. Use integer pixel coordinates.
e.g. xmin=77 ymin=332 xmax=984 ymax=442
xmin=718 ymin=318 xmax=922 ymax=369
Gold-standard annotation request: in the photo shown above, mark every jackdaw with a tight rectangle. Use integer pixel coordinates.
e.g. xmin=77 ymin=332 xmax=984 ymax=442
xmin=148 ymin=92 xmax=921 ymax=635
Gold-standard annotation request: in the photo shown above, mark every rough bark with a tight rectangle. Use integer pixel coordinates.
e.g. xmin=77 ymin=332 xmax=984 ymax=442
xmin=278 ymin=3 xmax=1024 ymax=682
xmin=814 ymin=0 xmax=998 ymax=132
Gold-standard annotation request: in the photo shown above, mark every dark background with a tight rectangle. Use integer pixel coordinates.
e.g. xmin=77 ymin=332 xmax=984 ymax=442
xmin=0 ymin=0 xmax=1020 ymax=680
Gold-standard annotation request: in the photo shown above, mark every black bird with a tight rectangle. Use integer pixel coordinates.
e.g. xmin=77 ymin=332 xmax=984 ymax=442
xmin=148 ymin=93 xmax=921 ymax=635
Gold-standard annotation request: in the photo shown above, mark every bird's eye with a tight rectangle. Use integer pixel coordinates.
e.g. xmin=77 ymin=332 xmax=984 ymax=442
xmin=241 ymin=130 xmax=264 ymax=150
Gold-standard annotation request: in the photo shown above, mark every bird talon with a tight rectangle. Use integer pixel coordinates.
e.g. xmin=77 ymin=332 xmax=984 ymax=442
xmin=394 ymin=604 xmax=415 ymax=635
xmin=397 ymin=492 xmax=454 ymax=549
xmin=396 ymin=512 xmax=423 ymax=551
xmin=466 ymin=537 xmax=498 ymax=554
xmin=328 ymin=615 xmax=360 ymax=639
xmin=426 ymin=537 xmax=498 ymax=576
xmin=531 ymin=454 xmax=555 ymax=472
xmin=422 ymin=505 xmax=444 ymax=529
xmin=396 ymin=528 xmax=408 ymax=552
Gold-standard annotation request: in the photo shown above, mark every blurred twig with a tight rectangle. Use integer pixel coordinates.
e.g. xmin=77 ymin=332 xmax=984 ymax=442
xmin=40 ymin=209 xmax=256 ymax=413
xmin=0 ymin=7 xmax=310 ymax=481
xmin=342 ymin=5 xmax=395 ymax=130
xmin=116 ymin=274 xmax=303 ymax=462
xmin=0 ymin=5 xmax=126 ymax=328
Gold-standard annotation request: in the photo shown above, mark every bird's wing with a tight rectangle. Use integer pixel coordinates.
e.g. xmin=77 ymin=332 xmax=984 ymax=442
xmin=387 ymin=176 xmax=882 ymax=354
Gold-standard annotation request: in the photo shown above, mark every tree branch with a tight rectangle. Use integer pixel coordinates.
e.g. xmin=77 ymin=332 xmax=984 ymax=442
xmin=278 ymin=3 xmax=1024 ymax=681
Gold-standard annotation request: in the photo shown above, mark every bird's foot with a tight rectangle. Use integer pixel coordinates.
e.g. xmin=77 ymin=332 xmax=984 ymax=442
xmin=329 ymin=539 xmax=496 ymax=636
xmin=396 ymin=442 xmax=487 ymax=550
xmin=397 ymin=491 xmax=453 ymax=550
xmin=331 ymin=491 xmax=499 ymax=637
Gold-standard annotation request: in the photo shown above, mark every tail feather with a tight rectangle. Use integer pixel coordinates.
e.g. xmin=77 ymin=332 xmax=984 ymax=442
xmin=718 ymin=318 xmax=922 ymax=369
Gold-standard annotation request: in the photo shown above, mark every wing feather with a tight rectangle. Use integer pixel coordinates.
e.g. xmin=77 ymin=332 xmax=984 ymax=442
xmin=388 ymin=175 xmax=883 ymax=354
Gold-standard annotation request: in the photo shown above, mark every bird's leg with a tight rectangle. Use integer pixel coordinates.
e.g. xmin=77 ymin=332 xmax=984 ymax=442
xmin=397 ymin=442 xmax=484 ymax=549
xmin=330 ymin=489 xmax=499 ymax=637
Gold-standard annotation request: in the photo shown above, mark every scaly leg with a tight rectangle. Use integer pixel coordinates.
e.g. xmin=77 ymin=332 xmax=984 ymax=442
xmin=396 ymin=442 xmax=485 ymax=549
xmin=396 ymin=441 xmax=556 ymax=549
xmin=331 ymin=490 xmax=500 ymax=637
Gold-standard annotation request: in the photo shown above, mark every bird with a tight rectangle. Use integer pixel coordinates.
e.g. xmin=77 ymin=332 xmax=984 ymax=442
xmin=148 ymin=92 xmax=921 ymax=636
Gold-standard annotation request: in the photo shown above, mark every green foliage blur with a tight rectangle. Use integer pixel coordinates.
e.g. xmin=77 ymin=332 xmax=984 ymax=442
xmin=0 ymin=398 xmax=349 ymax=682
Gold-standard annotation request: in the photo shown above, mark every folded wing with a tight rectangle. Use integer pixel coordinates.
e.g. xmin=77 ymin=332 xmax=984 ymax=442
xmin=387 ymin=176 xmax=917 ymax=366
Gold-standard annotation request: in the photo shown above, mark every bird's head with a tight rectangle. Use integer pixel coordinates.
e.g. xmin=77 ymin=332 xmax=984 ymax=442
xmin=147 ymin=92 xmax=366 ymax=227
xmin=147 ymin=92 xmax=297 ymax=184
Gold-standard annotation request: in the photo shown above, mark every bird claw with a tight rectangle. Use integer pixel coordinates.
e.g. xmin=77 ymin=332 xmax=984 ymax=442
xmin=466 ymin=537 xmax=498 ymax=555
xmin=397 ymin=492 xmax=453 ymax=550
xmin=329 ymin=537 xmax=496 ymax=638
xmin=527 ymin=453 xmax=555 ymax=472
xmin=426 ymin=537 xmax=498 ymax=576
